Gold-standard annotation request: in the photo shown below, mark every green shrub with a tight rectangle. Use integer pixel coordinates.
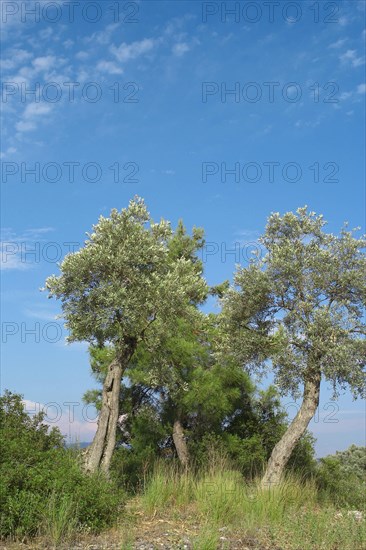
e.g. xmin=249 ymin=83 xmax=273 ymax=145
xmin=316 ymin=447 xmax=366 ymax=509
xmin=0 ymin=391 xmax=124 ymax=540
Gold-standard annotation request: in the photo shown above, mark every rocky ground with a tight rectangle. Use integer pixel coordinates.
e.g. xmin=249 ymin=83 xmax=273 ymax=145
xmin=0 ymin=521 xmax=278 ymax=549
xmin=1 ymin=506 xmax=362 ymax=549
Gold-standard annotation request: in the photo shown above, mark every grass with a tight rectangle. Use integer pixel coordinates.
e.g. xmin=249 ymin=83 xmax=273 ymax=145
xmin=193 ymin=526 xmax=221 ymax=549
xmin=136 ymin=457 xmax=365 ymax=550
xmin=39 ymin=491 xmax=79 ymax=546
xmin=2 ymin=455 xmax=364 ymax=549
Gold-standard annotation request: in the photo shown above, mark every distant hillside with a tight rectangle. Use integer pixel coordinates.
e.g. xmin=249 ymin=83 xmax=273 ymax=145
xmin=66 ymin=441 xmax=91 ymax=449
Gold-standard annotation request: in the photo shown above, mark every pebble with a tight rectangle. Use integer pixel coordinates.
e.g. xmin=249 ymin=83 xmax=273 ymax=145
xmin=347 ymin=510 xmax=363 ymax=521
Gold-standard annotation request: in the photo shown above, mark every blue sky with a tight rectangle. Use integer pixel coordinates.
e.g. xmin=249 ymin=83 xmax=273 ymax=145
xmin=1 ymin=0 xmax=365 ymax=456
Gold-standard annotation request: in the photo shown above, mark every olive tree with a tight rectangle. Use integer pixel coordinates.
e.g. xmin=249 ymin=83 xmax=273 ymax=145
xmin=45 ymin=197 xmax=207 ymax=473
xmin=83 ymin=219 xmax=207 ymax=470
xmin=221 ymin=207 xmax=366 ymax=486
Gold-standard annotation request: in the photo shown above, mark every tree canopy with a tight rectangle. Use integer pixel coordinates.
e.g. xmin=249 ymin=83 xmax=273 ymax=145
xmin=45 ymin=197 xmax=207 ymax=353
xmin=221 ymin=207 xmax=366 ymax=399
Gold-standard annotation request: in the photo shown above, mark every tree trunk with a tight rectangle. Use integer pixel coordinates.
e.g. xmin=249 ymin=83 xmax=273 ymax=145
xmin=172 ymin=419 xmax=189 ymax=468
xmin=261 ymin=371 xmax=321 ymax=487
xmin=84 ymin=346 xmax=134 ymax=474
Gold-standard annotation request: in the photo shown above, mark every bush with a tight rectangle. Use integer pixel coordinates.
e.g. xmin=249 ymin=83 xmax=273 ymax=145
xmin=316 ymin=445 xmax=366 ymax=509
xmin=0 ymin=391 xmax=124 ymax=540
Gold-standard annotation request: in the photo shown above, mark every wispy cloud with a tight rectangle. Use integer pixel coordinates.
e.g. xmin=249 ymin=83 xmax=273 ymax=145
xmin=235 ymin=229 xmax=261 ymax=240
xmin=0 ymin=227 xmax=55 ymax=271
xmin=24 ymin=227 xmax=55 ymax=235
xmin=23 ymin=399 xmax=97 ymax=442
xmin=1 ymin=49 xmax=32 ymax=70
xmin=339 ymin=91 xmax=353 ymax=100
xmin=339 ymin=49 xmax=365 ymax=67
xmin=96 ymin=60 xmax=123 ymax=75
xmin=32 ymin=55 xmax=57 ymax=72
xmin=172 ymin=42 xmax=190 ymax=57
xmin=24 ymin=103 xmax=53 ymax=117
xmin=163 ymin=14 xmax=197 ymax=37
xmin=16 ymin=102 xmax=54 ymax=134
xmin=255 ymin=124 xmax=273 ymax=137
xmin=338 ymin=16 xmax=350 ymax=27
xmin=85 ymin=23 xmax=120 ymax=46
xmin=295 ymin=115 xmax=324 ymax=128
xmin=75 ymin=51 xmax=89 ymax=60
xmin=23 ymin=307 xmax=58 ymax=321
xmin=329 ymin=38 xmax=348 ymax=49
xmin=110 ymin=38 xmax=156 ymax=63
xmin=0 ymin=254 xmax=30 ymax=271
xmin=0 ymin=147 xmax=17 ymax=159
xmin=332 ymin=81 xmax=366 ymax=107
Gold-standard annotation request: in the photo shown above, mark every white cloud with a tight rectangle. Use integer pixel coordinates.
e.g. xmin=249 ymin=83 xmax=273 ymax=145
xmin=338 ymin=16 xmax=349 ymax=27
xmin=235 ymin=229 xmax=260 ymax=239
xmin=163 ymin=14 xmax=196 ymax=37
xmin=172 ymin=42 xmax=190 ymax=56
xmin=0 ymin=0 xmax=34 ymax=39
xmin=39 ymin=27 xmax=53 ymax=40
xmin=340 ymin=49 xmax=356 ymax=61
xmin=0 ymin=227 xmax=56 ymax=270
xmin=23 ymin=103 xmax=52 ymax=118
xmin=32 ymin=55 xmax=57 ymax=72
xmin=85 ymin=23 xmax=120 ymax=45
xmin=339 ymin=49 xmax=365 ymax=67
xmin=1 ymin=49 xmax=32 ymax=70
xmin=357 ymin=83 xmax=366 ymax=94
xmin=76 ymin=69 xmax=89 ymax=82
xmin=17 ymin=65 xmax=36 ymax=83
xmin=255 ymin=124 xmax=272 ymax=137
xmin=0 ymin=147 xmax=17 ymax=159
xmin=15 ymin=101 xmax=53 ymax=134
xmin=63 ymin=39 xmax=74 ymax=49
xmin=295 ymin=116 xmax=324 ymax=129
xmin=96 ymin=60 xmax=123 ymax=75
xmin=23 ymin=399 xmax=97 ymax=442
xmin=0 ymin=253 xmax=31 ymax=271
xmin=15 ymin=120 xmax=36 ymax=132
xmin=339 ymin=91 xmax=352 ymax=100
xmin=24 ymin=308 xmax=58 ymax=321
xmin=111 ymin=38 xmax=155 ymax=62
xmin=329 ymin=38 xmax=347 ymax=49
xmin=75 ymin=51 xmax=89 ymax=60
xmin=24 ymin=227 xmax=55 ymax=235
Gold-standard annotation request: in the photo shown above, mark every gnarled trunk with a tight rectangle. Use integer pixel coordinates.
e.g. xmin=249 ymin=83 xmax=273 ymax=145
xmin=261 ymin=371 xmax=321 ymax=487
xmin=84 ymin=346 xmax=134 ymax=474
xmin=172 ymin=419 xmax=189 ymax=468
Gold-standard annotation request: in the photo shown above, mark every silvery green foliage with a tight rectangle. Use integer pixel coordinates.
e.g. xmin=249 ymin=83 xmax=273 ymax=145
xmin=45 ymin=197 xmax=207 ymax=352
xmin=331 ymin=444 xmax=366 ymax=480
xmin=221 ymin=207 xmax=366 ymax=399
